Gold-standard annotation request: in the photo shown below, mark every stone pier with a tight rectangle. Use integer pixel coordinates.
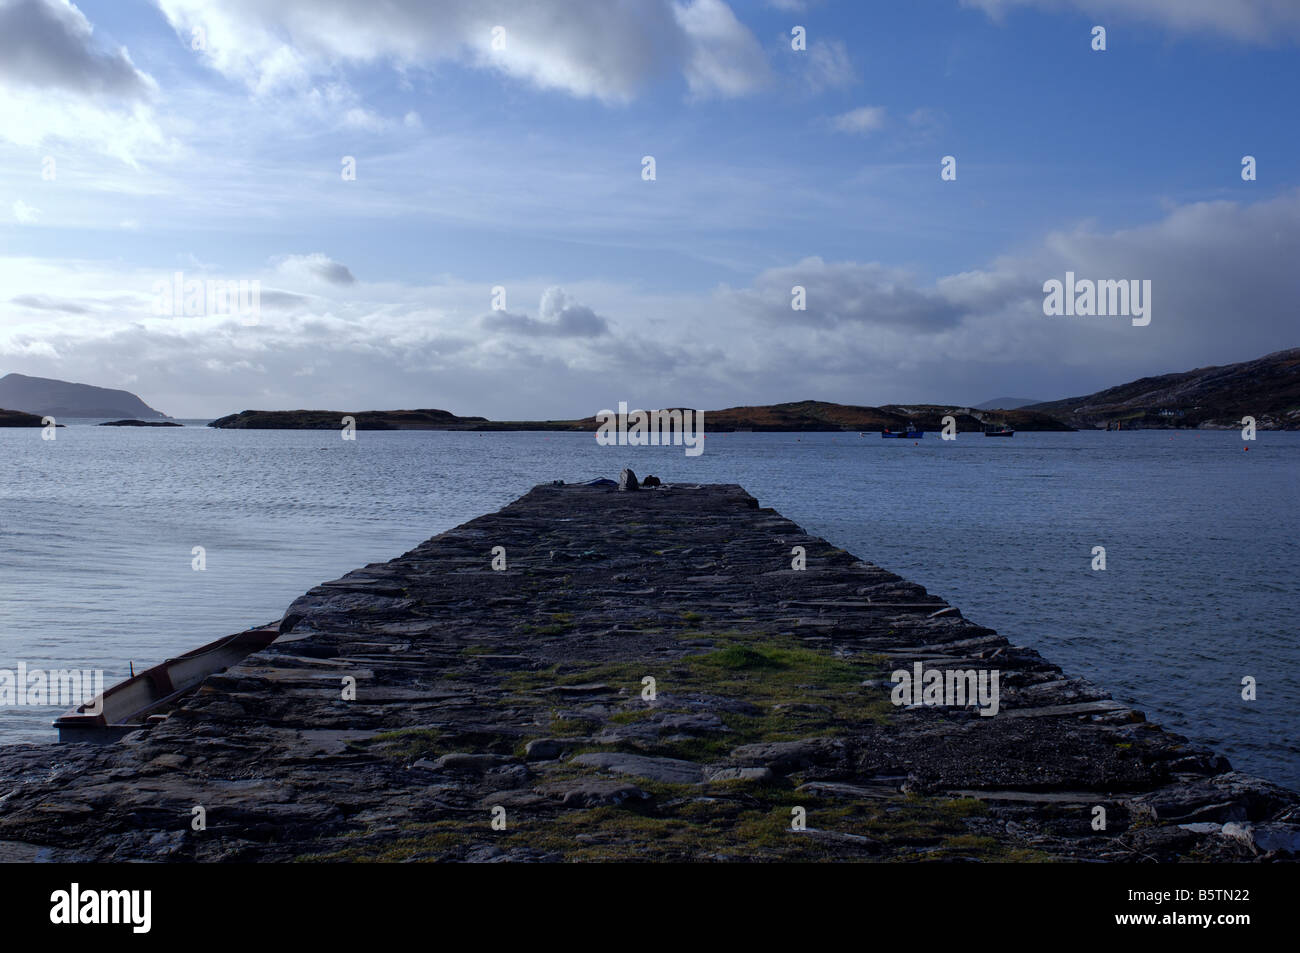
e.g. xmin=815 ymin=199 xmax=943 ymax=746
xmin=1 ymin=481 xmax=1296 ymax=861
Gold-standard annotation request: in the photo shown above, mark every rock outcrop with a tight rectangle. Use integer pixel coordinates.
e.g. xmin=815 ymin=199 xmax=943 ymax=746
xmin=0 ymin=408 xmax=50 ymax=427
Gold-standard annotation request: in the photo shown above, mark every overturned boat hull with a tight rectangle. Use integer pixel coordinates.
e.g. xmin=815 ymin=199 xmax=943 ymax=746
xmin=55 ymin=624 xmax=280 ymax=743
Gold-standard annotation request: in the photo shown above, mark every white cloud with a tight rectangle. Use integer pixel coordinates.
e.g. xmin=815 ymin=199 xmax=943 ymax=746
xmin=482 ymin=287 xmax=610 ymax=338
xmin=12 ymin=199 xmax=41 ymax=223
xmin=154 ymin=0 xmax=770 ymax=102
xmin=1 ymin=191 xmax=1296 ymax=416
xmin=961 ymin=0 xmax=1300 ymax=43
xmin=0 ymin=0 xmax=166 ymax=160
xmin=801 ymin=38 xmax=856 ymax=92
xmin=274 ymin=253 xmax=357 ymax=285
xmin=674 ymin=0 xmax=771 ymax=98
xmin=829 ymin=105 xmax=886 ymax=134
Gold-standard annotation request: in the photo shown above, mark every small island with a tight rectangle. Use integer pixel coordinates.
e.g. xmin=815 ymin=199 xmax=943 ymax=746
xmin=208 ymin=408 xmax=489 ymax=430
xmin=98 ymin=419 xmax=184 ymax=427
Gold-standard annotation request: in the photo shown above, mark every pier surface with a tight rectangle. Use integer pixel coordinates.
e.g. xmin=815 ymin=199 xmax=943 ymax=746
xmin=1 ymin=482 xmax=1297 ymax=862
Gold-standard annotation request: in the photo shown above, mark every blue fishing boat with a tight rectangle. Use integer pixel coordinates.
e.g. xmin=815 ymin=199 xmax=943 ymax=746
xmin=882 ymin=423 xmax=923 ymax=438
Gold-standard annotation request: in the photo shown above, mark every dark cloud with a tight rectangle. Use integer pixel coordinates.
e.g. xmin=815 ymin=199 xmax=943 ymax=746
xmin=259 ymin=290 xmax=311 ymax=310
xmin=310 ymin=260 xmax=356 ymax=285
xmin=740 ymin=258 xmax=966 ymax=331
xmin=0 ymin=0 xmax=153 ymax=98
xmin=481 ymin=288 xmax=609 ymax=338
xmin=11 ymin=293 xmax=91 ymax=314
xmin=482 ymin=307 xmax=609 ymax=338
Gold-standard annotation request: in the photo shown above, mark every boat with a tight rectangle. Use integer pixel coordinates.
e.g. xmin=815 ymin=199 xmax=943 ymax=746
xmin=983 ymin=428 xmax=1014 ymax=437
xmin=881 ymin=423 xmax=923 ymax=438
xmin=54 ymin=623 xmax=281 ymax=743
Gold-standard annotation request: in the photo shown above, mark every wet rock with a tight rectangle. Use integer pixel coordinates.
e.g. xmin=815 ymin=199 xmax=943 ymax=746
xmin=729 ymin=738 xmax=844 ymax=775
xmin=431 ymin=753 xmax=519 ymax=774
xmin=524 ymin=739 xmax=567 ymax=761
xmin=541 ymin=779 xmax=650 ymax=808
xmin=571 ymin=752 xmax=706 ymax=785
xmin=705 ymin=766 xmax=774 ymax=783
xmin=1221 ymin=821 xmax=1300 ymax=856
xmin=480 ymin=790 xmax=548 ymax=809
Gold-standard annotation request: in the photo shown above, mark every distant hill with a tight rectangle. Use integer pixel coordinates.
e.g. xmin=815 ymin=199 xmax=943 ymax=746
xmin=1028 ymin=348 xmax=1300 ymax=430
xmin=208 ymin=401 xmax=1074 ymax=432
xmin=975 ymin=397 xmax=1041 ymax=410
xmin=0 ymin=373 xmax=166 ymax=419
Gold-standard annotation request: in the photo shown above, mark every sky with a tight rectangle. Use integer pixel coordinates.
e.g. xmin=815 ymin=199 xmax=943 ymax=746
xmin=0 ymin=0 xmax=1297 ymax=419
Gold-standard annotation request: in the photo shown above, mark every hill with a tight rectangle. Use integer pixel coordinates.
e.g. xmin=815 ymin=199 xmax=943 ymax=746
xmin=0 ymin=373 xmax=167 ymax=419
xmin=1029 ymin=348 xmax=1300 ymax=429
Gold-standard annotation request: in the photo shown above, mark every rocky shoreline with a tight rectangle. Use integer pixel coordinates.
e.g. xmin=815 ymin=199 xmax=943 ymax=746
xmin=1 ymin=480 xmax=1296 ymax=862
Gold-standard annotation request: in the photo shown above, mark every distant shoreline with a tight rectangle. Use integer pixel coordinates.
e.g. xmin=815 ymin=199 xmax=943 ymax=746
xmin=203 ymin=406 xmax=1299 ymax=432
xmin=206 ymin=404 xmax=1078 ymax=432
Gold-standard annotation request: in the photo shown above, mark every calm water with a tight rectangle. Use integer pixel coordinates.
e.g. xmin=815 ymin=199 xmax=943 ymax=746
xmin=1 ymin=424 xmax=1296 ymax=789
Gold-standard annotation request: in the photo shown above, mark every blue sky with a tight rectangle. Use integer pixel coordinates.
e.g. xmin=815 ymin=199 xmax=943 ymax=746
xmin=1 ymin=0 xmax=1297 ymax=417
